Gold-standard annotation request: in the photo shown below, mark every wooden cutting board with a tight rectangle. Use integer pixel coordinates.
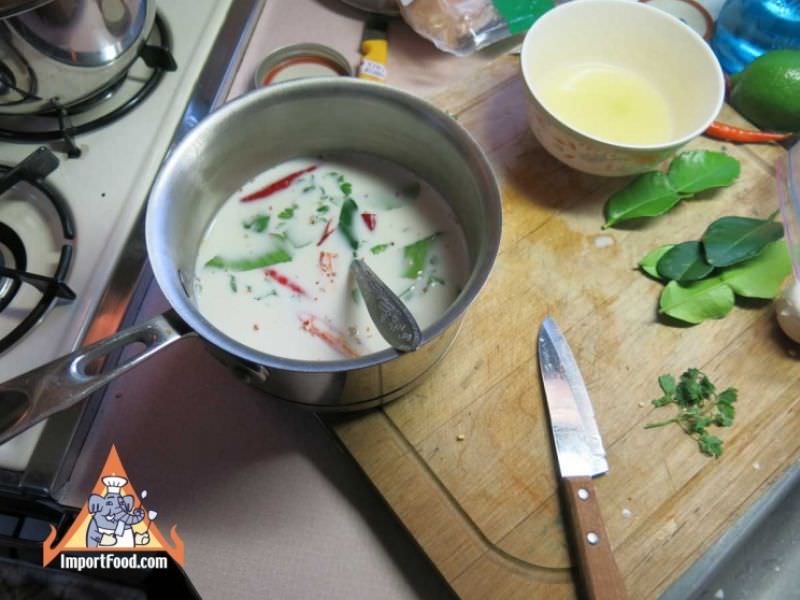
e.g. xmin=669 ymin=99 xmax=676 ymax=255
xmin=328 ymin=55 xmax=795 ymax=599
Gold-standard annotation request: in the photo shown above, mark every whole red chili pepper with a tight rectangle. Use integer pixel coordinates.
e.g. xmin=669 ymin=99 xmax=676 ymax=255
xmin=241 ymin=166 xmax=317 ymax=202
xmin=361 ymin=212 xmax=377 ymax=231
xmin=265 ymin=269 xmax=305 ymax=295
xmin=705 ymin=121 xmax=792 ymax=143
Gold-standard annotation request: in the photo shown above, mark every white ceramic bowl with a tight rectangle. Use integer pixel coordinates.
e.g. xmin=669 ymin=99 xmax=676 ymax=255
xmin=520 ymin=0 xmax=725 ymax=176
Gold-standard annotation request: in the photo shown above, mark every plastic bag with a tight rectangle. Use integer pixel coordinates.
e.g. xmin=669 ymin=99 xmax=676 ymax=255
xmin=778 ymin=141 xmax=800 ymax=280
xmin=398 ymin=0 xmax=554 ymax=56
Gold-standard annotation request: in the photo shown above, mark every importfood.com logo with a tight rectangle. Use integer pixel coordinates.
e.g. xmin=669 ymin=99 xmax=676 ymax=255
xmin=42 ymin=446 xmax=184 ymax=571
xmin=60 ymin=553 xmax=168 ymax=572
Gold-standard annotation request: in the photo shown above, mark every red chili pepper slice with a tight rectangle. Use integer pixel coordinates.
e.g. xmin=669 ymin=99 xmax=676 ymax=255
xmin=361 ymin=212 xmax=377 ymax=231
xmin=265 ymin=269 xmax=305 ymax=295
xmin=300 ymin=315 xmax=358 ymax=358
xmin=241 ymin=165 xmax=317 ymax=202
xmin=704 ymin=121 xmax=792 ymax=143
xmin=317 ymin=219 xmax=336 ymax=246
xmin=319 ymin=251 xmax=337 ymax=275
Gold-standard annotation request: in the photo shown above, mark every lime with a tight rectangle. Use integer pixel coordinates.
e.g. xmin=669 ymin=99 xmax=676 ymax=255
xmin=729 ymin=50 xmax=800 ymax=132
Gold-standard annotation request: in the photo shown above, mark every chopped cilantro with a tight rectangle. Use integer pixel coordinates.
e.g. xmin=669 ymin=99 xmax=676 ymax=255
xmin=698 ymin=434 xmax=723 ymax=457
xmin=370 ymin=243 xmax=391 ymax=255
xmin=644 ymin=369 xmax=738 ymax=458
xmin=278 ymin=205 xmax=297 ymax=219
xmin=243 ymin=214 xmax=270 ymax=232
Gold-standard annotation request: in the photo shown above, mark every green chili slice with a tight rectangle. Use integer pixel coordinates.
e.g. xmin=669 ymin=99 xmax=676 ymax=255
xmin=205 ymin=248 xmax=292 ymax=272
xmin=338 ymin=198 xmax=359 ymax=251
xmin=402 ymin=234 xmax=438 ymax=278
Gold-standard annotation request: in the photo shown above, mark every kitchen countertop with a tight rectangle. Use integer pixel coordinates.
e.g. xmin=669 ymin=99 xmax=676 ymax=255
xmin=64 ymin=277 xmax=455 ymax=599
xmin=61 ymin=1 xmax=491 ymax=598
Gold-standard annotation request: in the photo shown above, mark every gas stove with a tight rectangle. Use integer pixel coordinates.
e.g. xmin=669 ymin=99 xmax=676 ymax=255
xmin=0 ymin=0 xmax=263 ymax=498
xmin=0 ymin=13 xmax=177 ymax=158
xmin=0 ymin=146 xmax=75 ymax=355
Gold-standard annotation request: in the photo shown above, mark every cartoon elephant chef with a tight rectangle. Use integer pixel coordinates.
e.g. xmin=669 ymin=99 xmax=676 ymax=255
xmin=86 ymin=476 xmax=150 ymax=548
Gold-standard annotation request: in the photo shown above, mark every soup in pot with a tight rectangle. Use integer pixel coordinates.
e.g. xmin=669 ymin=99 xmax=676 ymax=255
xmin=193 ymin=154 xmax=470 ymax=361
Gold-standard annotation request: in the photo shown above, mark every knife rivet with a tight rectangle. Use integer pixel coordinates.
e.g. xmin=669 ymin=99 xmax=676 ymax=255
xmin=587 ymin=532 xmax=600 ymax=545
xmin=577 ymin=488 xmax=590 ymax=501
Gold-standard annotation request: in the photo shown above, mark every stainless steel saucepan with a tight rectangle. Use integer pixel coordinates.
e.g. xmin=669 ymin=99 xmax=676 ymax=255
xmin=0 ymin=0 xmax=156 ymax=114
xmin=0 ymin=77 xmax=502 ymax=443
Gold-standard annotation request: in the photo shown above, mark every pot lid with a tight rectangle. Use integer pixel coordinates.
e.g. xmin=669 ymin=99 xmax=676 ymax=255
xmin=0 ymin=0 xmax=53 ymax=19
xmin=7 ymin=0 xmax=151 ymax=67
xmin=339 ymin=0 xmax=399 ymax=16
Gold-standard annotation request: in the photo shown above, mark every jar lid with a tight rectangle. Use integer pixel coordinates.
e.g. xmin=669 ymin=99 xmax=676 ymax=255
xmin=253 ymin=43 xmax=353 ymax=88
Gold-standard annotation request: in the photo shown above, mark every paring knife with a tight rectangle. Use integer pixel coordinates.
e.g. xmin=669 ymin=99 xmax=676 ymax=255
xmin=538 ymin=316 xmax=626 ymax=600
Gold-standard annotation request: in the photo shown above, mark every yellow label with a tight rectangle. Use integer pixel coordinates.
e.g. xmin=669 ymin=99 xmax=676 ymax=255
xmin=537 ymin=63 xmax=674 ymax=145
xmin=359 ymin=59 xmax=387 ymax=81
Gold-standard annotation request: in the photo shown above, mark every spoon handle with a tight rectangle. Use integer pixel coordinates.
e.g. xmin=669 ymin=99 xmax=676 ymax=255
xmin=352 ymin=259 xmax=422 ymax=353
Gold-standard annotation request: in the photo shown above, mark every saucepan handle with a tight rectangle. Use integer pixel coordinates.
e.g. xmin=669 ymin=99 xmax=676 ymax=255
xmin=0 ymin=310 xmax=194 ymax=445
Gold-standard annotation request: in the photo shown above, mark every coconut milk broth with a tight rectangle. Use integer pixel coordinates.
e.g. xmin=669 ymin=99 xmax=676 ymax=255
xmin=193 ymin=154 xmax=469 ymax=361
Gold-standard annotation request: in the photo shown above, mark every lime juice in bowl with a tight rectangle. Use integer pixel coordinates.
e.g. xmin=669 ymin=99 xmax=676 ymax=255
xmin=520 ymin=0 xmax=725 ymax=176
xmin=536 ymin=63 xmax=675 ymax=146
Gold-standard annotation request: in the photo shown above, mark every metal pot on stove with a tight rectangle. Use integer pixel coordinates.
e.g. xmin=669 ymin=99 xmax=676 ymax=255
xmin=0 ymin=0 xmax=157 ymax=115
xmin=0 ymin=77 xmax=502 ymax=443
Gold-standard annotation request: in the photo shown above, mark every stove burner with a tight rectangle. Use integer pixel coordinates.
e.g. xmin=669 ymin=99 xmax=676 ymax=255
xmin=0 ymin=64 xmax=15 ymax=98
xmin=0 ymin=222 xmax=26 ymax=311
xmin=0 ymin=263 xmax=76 ymax=301
xmin=0 ymin=149 xmax=75 ymax=354
xmin=0 ymin=14 xmax=176 ymax=154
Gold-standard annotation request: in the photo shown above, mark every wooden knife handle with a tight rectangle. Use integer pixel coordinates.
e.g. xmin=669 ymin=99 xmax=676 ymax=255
xmin=563 ymin=476 xmax=627 ymax=600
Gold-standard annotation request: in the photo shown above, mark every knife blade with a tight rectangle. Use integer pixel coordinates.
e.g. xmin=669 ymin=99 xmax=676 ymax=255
xmin=538 ymin=316 xmax=626 ymax=600
xmin=539 ymin=317 xmax=608 ymax=477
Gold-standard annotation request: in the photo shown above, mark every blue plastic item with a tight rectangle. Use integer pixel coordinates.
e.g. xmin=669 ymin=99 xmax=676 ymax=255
xmin=711 ymin=0 xmax=800 ymax=74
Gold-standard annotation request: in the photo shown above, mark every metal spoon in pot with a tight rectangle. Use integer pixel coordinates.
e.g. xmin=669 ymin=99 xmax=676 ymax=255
xmin=351 ymin=259 xmax=421 ymax=353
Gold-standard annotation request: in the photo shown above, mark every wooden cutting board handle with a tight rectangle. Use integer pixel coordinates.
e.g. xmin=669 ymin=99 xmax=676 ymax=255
xmin=563 ymin=476 xmax=627 ymax=600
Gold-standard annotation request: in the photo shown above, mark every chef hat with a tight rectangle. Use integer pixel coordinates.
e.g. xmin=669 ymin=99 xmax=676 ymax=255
xmin=102 ymin=476 xmax=128 ymax=495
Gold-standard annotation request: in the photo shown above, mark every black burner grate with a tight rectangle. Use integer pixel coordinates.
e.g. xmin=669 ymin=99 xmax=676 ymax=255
xmin=0 ymin=14 xmax=176 ymax=157
xmin=0 ymin=148 xmax=75 ymax=354
xmin=0 ymin=222 xmax=26 ymax=313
